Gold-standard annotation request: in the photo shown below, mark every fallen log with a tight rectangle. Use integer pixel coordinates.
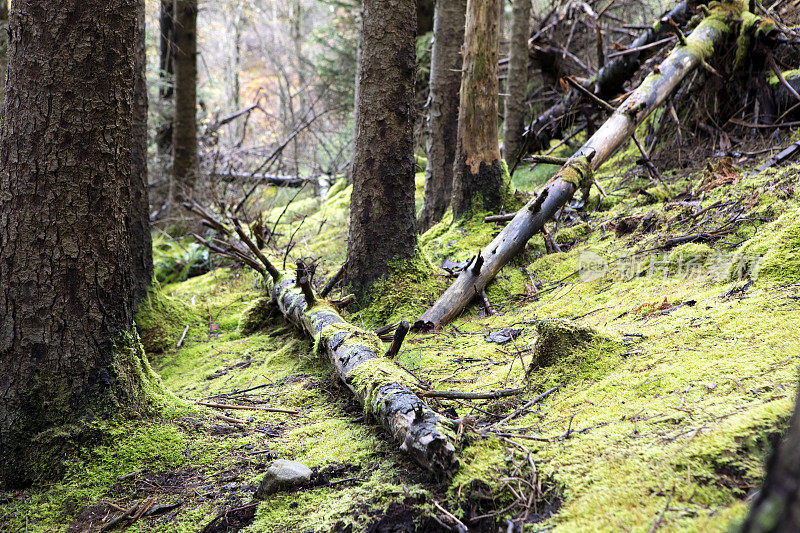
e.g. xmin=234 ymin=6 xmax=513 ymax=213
xmin=416 ymin=1 xmax=743 ymax=331
xmin=212 ymin=171 xmax=307 ymax=187
xmin=515 ymin=0 xmax=701 ymax=169
xmin=187 ymin=207 xmax=459 ymax=479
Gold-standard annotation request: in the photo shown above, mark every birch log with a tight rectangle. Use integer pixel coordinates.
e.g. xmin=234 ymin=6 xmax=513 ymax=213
xmin=268 ymin=274 xmax=459 ymax=479
xmin=416 ymin=2 xmax=743 ymax=331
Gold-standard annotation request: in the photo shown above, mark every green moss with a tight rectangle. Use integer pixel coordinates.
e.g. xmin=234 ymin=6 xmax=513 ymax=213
xmin=135 ymin=284 xmax=204 ymax=354
xmin=238 ymin=296 xmax=279 ymax=335
xmin=768 ymin=68 xmax=800 ymax=86
xmin=733 ymin=206 xmax=800 ymax=283
xmin=357 ymin=246 xmax=446 ymax=328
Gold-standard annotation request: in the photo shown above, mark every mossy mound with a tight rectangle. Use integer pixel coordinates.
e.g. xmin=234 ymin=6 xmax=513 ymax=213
xmin=134 ymin=285 xmax=204 ymax=354
xmin=238 ymin=296 xmax=280 ymax=335
xmin=734 ymin=206 xmax=800 ymax=283
xmin=532 ymin=318 xmax=600 ymax=367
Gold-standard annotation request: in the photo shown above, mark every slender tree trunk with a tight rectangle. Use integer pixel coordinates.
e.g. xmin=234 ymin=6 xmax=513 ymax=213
xmin=345 ymin=0 xmax=417 ymax=296
xmin=503 ymin=0 xmax=531 ymax=161
xmin=742 ymin=379 xmax=800 ymax=532
xmin=451 ymin=0 xmax=506 ymax=219
xmin=0 ymin=0 xmax=163 ymax=488
xmin=418 ymin=0 xmax=467 ymax=232
xmin=157 ymin=0 xmax=175 ymax=157
xmin=346 ymin=2 xmax=364 ymax=185
xmin=171 ymin=0 xmax=199 ymax=209
xmin=130 ymin=0 xmax=154 ymax=304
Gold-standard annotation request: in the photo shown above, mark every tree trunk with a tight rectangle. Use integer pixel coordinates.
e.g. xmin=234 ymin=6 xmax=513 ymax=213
xmin=418 ymin=0 xmax=467 ymax=232
xmin=157 ymin=0 xmax=175 ymax=157
xmin=742 ymin=378 xmax=800 ymax=532
xmin=0 ymin=0 xmax=164 ymax=488
xmin=416 ymin=2 xmax=741 ymax=331
xmin=503 ymin=0 xmax=532 ymax=162
xmin=0 ymin=2 xmax=9 ymax=118
xmin=346 ymin=2 xmax=364 ymax=185
xmin=130 ymin=0 xmax=154 ymax=304
xmin=345 ymin=0 xmax=418 ymax=296
xmin=171 ymin=0 xmax=199 ymax=209
xmin=452 ymin=0 xmax=506 ymax=220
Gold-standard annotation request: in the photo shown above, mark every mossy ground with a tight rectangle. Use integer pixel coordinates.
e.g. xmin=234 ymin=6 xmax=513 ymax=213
xmin=3 ymin=129 xmax=800 ymax=532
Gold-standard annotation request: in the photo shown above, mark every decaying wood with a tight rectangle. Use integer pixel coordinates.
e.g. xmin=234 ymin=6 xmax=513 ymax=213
xmin=416 ymin=2 xmax=742 ymax=331
xmin=212 ymin=171 xmax=307 ymax=187
xmin=514 ymin=0 xmax=700 ymax=169
xmin=189 ymin=210 xmax=459 ymax=479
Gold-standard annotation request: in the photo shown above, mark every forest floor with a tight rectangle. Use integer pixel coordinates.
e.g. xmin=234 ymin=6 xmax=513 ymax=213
xmin=2 ymin=126 xmax=800 ymax=532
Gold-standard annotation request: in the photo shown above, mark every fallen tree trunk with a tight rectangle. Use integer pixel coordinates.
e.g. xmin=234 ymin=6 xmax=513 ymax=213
xmin=184 ymin=203 xmax=459 ymax=479
xmin=212 ymin=171 xmax=307 ymax=187
xmin=416 ymin=2 xmax=743 ymax=331
xmin=516 ymin=0 xmax=701 ymax=166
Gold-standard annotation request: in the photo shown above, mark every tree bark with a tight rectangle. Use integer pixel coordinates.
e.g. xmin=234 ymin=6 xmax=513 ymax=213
xmin=130 ymin=0 xmax=154 ymax=304
xmin=157 ymin=0 xmax=175 ymax=157
xmin=503 ymin=0 xmax=532 ymax=162
xmin=0 ymin=0 xmax=163 ymax=487
xmin=268 ymin=274 xmax=458 ymax=479
xmin=416 ymin=2 xmax=741 ymax=331
xmin=345 ymin=0 xmax=418 ymax=296
xmin=0 ymin=2 xmax=8 ymax=118
xmin=452 ymin=0 xmax=506 ymax=220
xmin=171 ymin=0 xmax=199 ymax=208
xmin=346 ymin=2 xmax=363 ymax=185
xmin=742 ymin=377 xmax=800 ymax=532
xmin=418 ymin=0 xmax=467 ymax=232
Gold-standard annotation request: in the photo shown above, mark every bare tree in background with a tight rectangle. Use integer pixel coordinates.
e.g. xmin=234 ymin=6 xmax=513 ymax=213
xmin=452 ymin=0 xmax=506 ymax=219
xmin=418 ymin=0 xmax=467 ymax=232
xmin=503 ymin=0 xmax=531 ymax=162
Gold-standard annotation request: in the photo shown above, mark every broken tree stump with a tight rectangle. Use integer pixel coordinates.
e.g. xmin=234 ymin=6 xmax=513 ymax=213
xmin=416 ymin=1 xmax=744 ymax=331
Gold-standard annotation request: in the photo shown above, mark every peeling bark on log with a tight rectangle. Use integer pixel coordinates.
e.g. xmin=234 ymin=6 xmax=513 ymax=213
xmin=268 ymin=275 xmax=459 ymax=479
xmin=416 ymin=2 xmax=742 ymax=331
xmin=518 ymin=0 xmax=701 ymax=161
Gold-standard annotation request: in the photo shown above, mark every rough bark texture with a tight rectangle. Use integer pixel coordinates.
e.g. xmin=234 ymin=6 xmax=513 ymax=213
xmin=131 ymin=0 xmax=154 ymax=304
xmin=519 ymin=0 xmax=700 ymax=159
xmin=157 ymin=0 xmax=175 ymax=157
xmin=345 ymin=0 xmax=418 ymax=296
xmin=417 ymin=3 xmax=740 ymax=331
xmin=503 ymin=0 xmax=532 ymax=162
xmin=742 ymin=378 xmax=800 ymax=532
xmin=452 ymin=0 xmax=505 ymax=219
xmin=171 ymin=0 xmax=199 ymax=207
xmin=0 ymin=0 xmax=160 ymax=487
xmin=267 ymin=274 xmax=459 ymax=479
xmin=0 ymin=2 xmax=8 ymax=118
xmin=418 ymin=0 xmax=467 ymax=232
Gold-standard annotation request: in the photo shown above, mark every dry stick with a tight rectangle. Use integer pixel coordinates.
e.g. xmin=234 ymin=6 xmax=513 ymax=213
xmin=565 ymin=75 xmax=615 ymax=112
xmin=478 ymin=289 xmax=497 ymax=316
xmin=728 ymin=118 xmax=800 ymax=129
xmin=215 ymin=413 xmax=247 ymax=425
xmin=420 ymin=387 xmax=525 ymax=400
xmin=101 ymin=501 xmax=140 ymax=532
xmin=768 ymin=51 xmax=800 ymax=105
xmin=415 ymin=7 xmax=736 ymax=331
xmin=198 ymin=401 xmax=299 ymax=414
xmin=632 ymin=133 xmax=670 ymax=192
xmin=385 ymin=320 xmax=410 ymax=359
xmin=492 ymin=386 xmax=560 ymax=428
xmin=233 ymin=218 xmax=281 ymax=280
xmin=176 ymin=325 xmax=190 ymax=349
xmin=320 ymin=264 xmax=345 ymax=297
xmin=606 ymin=36 xmax=676 ymax=59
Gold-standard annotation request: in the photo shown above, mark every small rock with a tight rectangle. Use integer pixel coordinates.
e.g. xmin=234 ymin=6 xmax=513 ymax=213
xmin=254 ymin=460 xmax=312 ymax=499
xmin=485 ymin=328 xmax=522 ymax=344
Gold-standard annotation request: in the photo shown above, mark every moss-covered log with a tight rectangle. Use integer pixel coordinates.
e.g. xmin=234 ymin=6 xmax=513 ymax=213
xmin=417 ymin=1 xmax=744 ymax=331
xmin=267 ymin=273 xmax=459 ymax=479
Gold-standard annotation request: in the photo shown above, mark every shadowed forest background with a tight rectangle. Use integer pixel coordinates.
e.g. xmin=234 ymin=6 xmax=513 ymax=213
xmin=1 ymin=0 xmax=800 ymax=531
